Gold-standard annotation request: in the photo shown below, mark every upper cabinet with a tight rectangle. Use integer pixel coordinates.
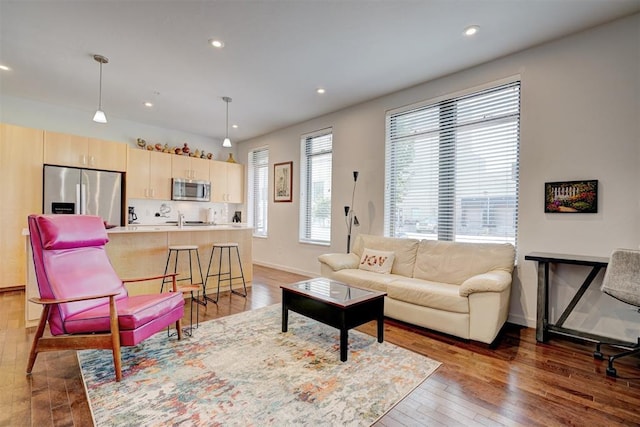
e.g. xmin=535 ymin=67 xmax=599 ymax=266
xmin=0 ymin=123 xmax=44 ymax=289
xmin=171 ymin=155 xmax=210 ymax=181
xmin=210 ymin=161 xmax=244 ymax=203
xmin=87 ymin=137 xmax=127 ymax=171
xmin=44 ymin=131 xmax=127 ymax=171
xmin=127 ymin=148 xmax=172 ymax=200
xmin=226 ymin=162 xmax=244 ymax=204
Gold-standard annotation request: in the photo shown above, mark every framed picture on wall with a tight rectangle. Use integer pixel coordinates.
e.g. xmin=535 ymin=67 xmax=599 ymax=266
xmin=544 ymin=180 xmax=598 ymax=213
xmin=274 ymin=161 xmax=293 ymax=203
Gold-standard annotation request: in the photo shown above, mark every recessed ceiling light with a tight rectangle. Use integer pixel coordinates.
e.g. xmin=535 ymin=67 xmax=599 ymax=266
xmin=144 ymin=102 xmax=153 ymax=107
xmin=463 ymin=25 xmax=480 ymax=37
xmin=0 ymin=65 xmax=10 ymax=71
xmin=209 ymin=39 xmax=224 ymax=48
xmin=232 ymin=124 xmax=238 ymax=129
xmin=316 ymin=88 xmax=326 ymax=94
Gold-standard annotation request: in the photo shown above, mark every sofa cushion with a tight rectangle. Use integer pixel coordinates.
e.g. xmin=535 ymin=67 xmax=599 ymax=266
xmin=352 ymin=234 xmax=419 ymax=277
xmin=387 ymin=278 xmax=469 ymax=313
xmin=412 ymin=240 xmax=515 ymax=285
xmin=358 ymin=248 xmax=395 ymax=274
xmin=332 ymin=269 xmax=400 ymax=293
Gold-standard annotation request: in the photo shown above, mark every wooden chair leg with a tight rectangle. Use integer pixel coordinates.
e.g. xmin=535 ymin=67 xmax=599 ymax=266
xmin=176 ymin=319 xmax=183 ymax=340
xmin=108 ymin=296 xmax=123 ymax=382
xmin=170 ymin=274 xmax=183 ymax=340
xmin=26 ymin=305 xmax=50 ymax=374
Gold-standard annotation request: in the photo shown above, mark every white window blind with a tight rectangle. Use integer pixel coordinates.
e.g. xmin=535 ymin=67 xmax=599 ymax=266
xmin=300 ymin=129 xmax=333 ymax=244
xmin=385 ymin=81 xmax=520 ymax=245
xmin=248 ymin=147 xmax=269 ymax=237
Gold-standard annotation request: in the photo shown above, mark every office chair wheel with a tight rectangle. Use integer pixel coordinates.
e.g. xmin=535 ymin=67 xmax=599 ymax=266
xmin=606 ymin=365 xmax=617 ymax=377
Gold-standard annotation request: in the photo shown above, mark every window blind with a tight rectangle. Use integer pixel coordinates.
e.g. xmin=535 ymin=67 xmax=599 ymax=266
xmin=385 ymin=81 xmax=520 ymax=245
xmin=299 ymin=129 xmax=333 ymax=244
xmin=248 ymin=147 xmax=269 ymax=237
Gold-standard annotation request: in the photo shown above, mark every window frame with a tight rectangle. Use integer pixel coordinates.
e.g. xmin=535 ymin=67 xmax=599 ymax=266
xmin=384 ymin=78 xmax=520 ymax=247
xmin=299 ymin=128 xmax=333 ymax=246
xmin=247 ymin=146 xmax=269 ymax=238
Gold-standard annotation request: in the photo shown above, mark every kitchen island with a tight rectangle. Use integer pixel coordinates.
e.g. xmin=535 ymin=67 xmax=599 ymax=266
xmin=25 ymin=223 xmax=253 ymax=326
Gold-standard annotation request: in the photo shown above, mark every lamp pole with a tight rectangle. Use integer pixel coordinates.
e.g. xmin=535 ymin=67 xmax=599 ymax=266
xmin=345 ymin=171 xmax=359 ymax=253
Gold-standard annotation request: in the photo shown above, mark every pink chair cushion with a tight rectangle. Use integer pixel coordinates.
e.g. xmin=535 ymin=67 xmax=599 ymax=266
xmin=37 ymin=214 xmax=109 ymax=249
xmin=64 ymin=292 xmax=185 ymax=334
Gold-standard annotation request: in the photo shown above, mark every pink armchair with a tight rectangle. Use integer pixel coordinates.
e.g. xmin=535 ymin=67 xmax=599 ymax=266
xmin=27 ymin=214 xmax=185 ymax=381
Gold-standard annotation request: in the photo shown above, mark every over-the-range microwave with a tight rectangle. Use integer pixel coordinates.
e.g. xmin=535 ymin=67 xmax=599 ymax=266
xmin=171 ymin=178 xmax=211 ymax=202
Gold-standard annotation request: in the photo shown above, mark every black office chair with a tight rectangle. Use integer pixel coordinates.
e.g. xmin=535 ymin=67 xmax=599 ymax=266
xmin=593 ymin=248 xmax=640 ymax=377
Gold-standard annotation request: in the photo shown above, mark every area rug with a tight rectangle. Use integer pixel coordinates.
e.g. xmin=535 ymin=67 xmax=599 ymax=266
xmin=78 ymin=304 xmax=441 ymax=426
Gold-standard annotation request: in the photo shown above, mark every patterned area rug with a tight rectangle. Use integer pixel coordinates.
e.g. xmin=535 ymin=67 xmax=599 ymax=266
xmin=78 ymin=304 xmax=440 ymax=426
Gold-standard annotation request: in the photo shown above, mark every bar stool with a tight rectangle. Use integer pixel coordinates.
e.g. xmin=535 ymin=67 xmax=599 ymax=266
xmin=162 ymin=245 xmax=206 ymax=335
xmin=204 ymin=242 xmax=248 ymax=302
xmin=178 ymin=284 xmax=200 ymax=336
xmin=161 ymin=245 xmax=205 ymax=292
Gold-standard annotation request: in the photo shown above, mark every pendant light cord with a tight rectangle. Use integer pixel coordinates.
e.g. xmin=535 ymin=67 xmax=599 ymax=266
xmin=98 ymin=61 xmax=103 ymax=108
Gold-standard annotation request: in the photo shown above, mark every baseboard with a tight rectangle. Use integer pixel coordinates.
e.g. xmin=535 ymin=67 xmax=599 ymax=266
xmin=508 ymin=313 xmax=536 ymax=328
xmin=253 ymin=261 xmax=317 ymax=279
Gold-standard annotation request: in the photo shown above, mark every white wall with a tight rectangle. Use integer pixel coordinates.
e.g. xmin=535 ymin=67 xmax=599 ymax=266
xmin=238 ymin=14 xmax=640 ymax=339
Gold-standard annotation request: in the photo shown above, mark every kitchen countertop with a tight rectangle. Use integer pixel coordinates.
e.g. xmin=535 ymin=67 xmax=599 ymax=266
xmin=23 ymin=223 xmax=252 ymax=235
xmin=110 ymin=223 xmax=253 ymax=233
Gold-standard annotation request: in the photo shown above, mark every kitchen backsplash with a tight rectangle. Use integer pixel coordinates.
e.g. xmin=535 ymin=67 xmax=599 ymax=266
xmin=128 ymin=199 xmax=241 ymax=225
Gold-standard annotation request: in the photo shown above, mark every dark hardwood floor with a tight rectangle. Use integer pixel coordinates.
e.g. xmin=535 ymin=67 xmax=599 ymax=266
xmin=1 ymin=264 xmax=639 ymax=426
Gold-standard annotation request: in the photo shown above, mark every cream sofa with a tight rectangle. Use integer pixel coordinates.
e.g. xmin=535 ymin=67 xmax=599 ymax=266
xmin=318 ymin=234 xmax=516 ymax=344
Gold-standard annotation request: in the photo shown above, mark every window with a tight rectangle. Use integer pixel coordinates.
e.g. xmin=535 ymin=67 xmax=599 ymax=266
xmin=300 ymin=129 xmax=333 ymax=244
xmin=248 ymin=147 xmax=269 ymax=237
xmin=385 ymin=80 xmax=520 ymax=246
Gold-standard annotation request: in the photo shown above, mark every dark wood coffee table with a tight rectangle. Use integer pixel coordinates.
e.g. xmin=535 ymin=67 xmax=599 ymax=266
xmin=281 ymin=278 xmax=387 ymax=361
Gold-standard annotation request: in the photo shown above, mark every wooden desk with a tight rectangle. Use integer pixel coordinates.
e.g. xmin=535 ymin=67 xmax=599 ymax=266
xmin=525 ymin=252 xmax=615 ymax=344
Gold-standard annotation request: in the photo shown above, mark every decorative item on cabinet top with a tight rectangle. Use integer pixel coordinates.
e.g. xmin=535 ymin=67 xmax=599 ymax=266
xmin=135 ymin=138 xmax=214 ymax=160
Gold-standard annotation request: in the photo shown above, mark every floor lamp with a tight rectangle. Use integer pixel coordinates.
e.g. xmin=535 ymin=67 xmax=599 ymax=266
xmin=344 ymin=171 xmax=359 ymax=253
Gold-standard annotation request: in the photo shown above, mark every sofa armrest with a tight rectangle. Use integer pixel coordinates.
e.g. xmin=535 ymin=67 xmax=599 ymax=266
xmin=318 ymin=253 xmax=360 ymax=272
xmin=459 ymin=270 xmax=512 ymax=297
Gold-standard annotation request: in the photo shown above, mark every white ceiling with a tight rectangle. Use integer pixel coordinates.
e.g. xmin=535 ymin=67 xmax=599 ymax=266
xmin=1 ymin=1 xmax=639 ymax=143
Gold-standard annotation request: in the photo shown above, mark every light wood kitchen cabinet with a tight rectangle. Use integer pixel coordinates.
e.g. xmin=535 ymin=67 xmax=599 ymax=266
xmin=226 ymin=162 xmax=244 ymax=203
xmin=210 ymin=160 xmax=244 ymax=203
xmin=127 ymin=148 xmax=172 ymax=200
xmin=44 ymin=130 xmax=127 ymax=171
xmin=172 ymin=155 xmax=210 ymax=181
xmin=0 ymin=123 xmax=43 ymax=289
xmin=88 ymin=137 xmax=127 ymax=171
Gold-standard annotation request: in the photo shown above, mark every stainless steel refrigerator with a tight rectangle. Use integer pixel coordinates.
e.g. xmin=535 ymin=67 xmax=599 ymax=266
xmin=43 ymin=165 xmax=123 ymax=226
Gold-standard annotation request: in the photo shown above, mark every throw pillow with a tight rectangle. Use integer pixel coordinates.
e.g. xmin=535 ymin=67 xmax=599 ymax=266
xmin=358 ymin=248 xmax=395 ymax=274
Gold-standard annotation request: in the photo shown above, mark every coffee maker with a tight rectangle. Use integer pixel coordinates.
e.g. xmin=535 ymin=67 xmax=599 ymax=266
xmin=128 ymin=206 xmax=138 ymax=224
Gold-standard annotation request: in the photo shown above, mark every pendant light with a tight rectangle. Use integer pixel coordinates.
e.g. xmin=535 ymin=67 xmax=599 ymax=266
xmin=222 ymin=96 xmax=232 ymax=147
xmin=92 ymin=54 xmax=109 ymax=123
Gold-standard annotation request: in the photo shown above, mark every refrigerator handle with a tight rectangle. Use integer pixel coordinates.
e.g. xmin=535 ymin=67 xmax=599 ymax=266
xmin=79 ymin=184 xmax=88 ymax=215
xmin=75 ymin=184 xmax=81 ymax=214
xmin=82 ymin=184 xmax=88 ymax=215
